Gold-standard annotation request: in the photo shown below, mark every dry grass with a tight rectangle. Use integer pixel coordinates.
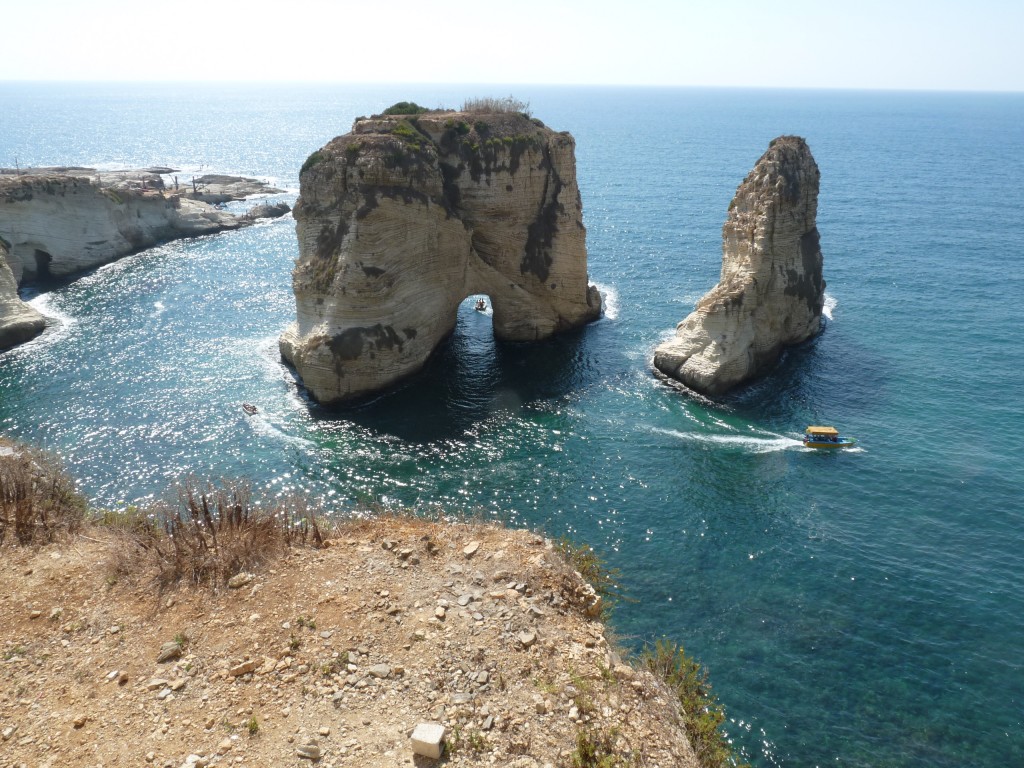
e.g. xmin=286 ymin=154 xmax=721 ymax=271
xmin=461 ymin=96 xmax=531 ymax=116
xmin=107 ymin=480 xmax=325 ymax=590
xmin=0 ymin=440 xmax=86 ymax=546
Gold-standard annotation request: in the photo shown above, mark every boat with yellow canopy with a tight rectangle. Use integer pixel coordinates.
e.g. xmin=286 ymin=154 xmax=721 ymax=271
xmin=803 ymin=425 xmax=857 ymax=449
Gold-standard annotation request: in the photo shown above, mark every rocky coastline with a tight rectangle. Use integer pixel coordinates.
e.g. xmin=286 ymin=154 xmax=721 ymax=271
xmin=0 ymin=238 xmax=46 ymax=351
xmin=0 ymin=167 xmax=289 ymax=351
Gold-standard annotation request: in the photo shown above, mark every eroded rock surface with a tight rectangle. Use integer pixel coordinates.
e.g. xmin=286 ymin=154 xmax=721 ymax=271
xmin=279 ymin=110 xmax=602 ymax=404
xmin=0 ymin=239 xmax=46 ymax=351
xmin=654 ymin=136 xmax=825 ymax=395
xmin=0 ymin=170 xmax=284 ymax=283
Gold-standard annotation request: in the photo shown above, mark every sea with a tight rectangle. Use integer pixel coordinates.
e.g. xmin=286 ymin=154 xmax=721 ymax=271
xmin=1 ymin=83 xmax=1022 ymax=767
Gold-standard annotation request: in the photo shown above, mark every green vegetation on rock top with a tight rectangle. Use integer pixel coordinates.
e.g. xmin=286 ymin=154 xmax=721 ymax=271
xmin=380 ymin=101 xmax=433 ymax=116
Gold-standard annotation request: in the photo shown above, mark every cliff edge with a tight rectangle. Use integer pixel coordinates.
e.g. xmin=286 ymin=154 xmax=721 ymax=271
xmin=279 ymin=108 xmax=602 ymax=405
xmin=0 ymin=517 xmax=700 ymax=768
xmin=654 ymin=136 xmax=825 ymax=395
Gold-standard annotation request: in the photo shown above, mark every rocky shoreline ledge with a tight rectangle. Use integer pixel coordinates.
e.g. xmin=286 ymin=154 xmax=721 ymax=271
xmin=0 ymin=167 xmax=290 ymax=352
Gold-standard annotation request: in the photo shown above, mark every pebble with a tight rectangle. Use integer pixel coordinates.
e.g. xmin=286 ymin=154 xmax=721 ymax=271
xmin=518 ymin=630 xmax=537 ymax=648
xmin=229 ymin=659 xmax=260 ymax=676
xmin=297 ymin=743 xmax=321 ymax=761
xmin=227 ymin=572 xmax=253 ymax=589
xmin=463 ymin=541 xmax=480 ymax=558
xmin=157 ymin=641 xmax=182 ymax=663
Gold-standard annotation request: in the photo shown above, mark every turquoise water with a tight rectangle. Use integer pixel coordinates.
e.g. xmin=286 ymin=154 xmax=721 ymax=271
xmin=1 ymin=83 xmax=1022 ymax=767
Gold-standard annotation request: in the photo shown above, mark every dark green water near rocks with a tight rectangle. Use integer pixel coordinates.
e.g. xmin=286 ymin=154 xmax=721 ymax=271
xmin=1 ymin=83 xmax=1022 ymax=766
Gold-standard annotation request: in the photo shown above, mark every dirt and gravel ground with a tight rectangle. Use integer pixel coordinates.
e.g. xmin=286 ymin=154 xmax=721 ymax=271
xmin=0 ymin=517 xmax=698 ymax=768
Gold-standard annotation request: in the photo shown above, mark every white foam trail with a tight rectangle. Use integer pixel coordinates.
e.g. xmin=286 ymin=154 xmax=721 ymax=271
xmin=593 ymin=282 xmax=620 ymax=320
xmin=246 ymin=411 xmax=316 ymax=451
xmin=823 ymin=293 xmax=837 ymax=320
xmin=651 ymin=426 xmax=804 ymax=454
xmin=152 ymin=300 xmax=165 ymax=317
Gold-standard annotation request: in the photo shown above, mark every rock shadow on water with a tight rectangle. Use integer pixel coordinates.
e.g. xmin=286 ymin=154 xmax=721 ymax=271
xmin=305 ymin=308 xmax=602 ymax=443
xmin=658 ymin=320 xmax=892 ymax=429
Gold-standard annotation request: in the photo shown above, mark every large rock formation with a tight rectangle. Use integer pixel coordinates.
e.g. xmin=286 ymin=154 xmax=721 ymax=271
xmin=654 ymin=136 xmax=825 ymax=395
xmin=0 ymin=238 xmax=46 ymax=351
xmin=280 ymin=109 xmax=602 ymax=404
xmin=0 ymin=169 xmax=282 ymax=283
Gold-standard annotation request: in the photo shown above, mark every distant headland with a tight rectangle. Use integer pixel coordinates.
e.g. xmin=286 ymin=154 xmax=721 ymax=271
xmin=0 ymin=168 xmax=289 ymax=351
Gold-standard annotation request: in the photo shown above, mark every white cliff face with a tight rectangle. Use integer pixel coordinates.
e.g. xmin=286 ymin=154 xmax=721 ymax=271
xmin=654 ymin=136 xmax=825 ymax=395
xmin=0 ymin=240 xmax=46 ymax=351
xmin=0 ymin=173 xmax=244 ymax=282
xmin=280 ymin=111 xmax=602 ymax=404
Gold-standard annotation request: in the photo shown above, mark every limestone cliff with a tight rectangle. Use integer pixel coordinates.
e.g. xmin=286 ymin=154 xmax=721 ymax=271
xmin=0 ymin=239 xmax=46 ymax=351
xmin=654 ymin=136 xmax=825 ymax=395
xmin=279 ymin=110 xmax=602 ymax=404
xmin=0 ymin=170 xmax=253 ymax=283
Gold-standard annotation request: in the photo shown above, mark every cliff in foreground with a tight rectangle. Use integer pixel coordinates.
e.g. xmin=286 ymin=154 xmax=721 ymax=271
xmin=0 ymin=518 xmax=700 ymax=768
xmin=654 ymin=136 xmax=825 ymax=395
xmin=280 ymin=107 xmax=602 ymax=405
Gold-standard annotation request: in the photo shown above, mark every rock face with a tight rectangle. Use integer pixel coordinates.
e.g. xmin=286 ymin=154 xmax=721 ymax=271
xmin=0 ymin=239 xmax=46 ymax=351
xmin=279 ymin=110 xmax=602 ymax=404
xmin=0 ymin=170 xmax=254 ymax=283
xmin=654 ymin=136 xmax=825 ymax=395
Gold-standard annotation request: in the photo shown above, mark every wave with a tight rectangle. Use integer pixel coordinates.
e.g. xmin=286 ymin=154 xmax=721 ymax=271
xmin=594 ymin=282 xmax=620 ymax=320
xmin=21 ymin=293 xmax=77 ymax=348
xmin=823 ymin=293 xmax=837 ymax=320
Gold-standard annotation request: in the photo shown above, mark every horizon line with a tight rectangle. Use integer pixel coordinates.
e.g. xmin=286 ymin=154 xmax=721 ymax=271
xmin=1 ymin=80 xmax=1022 ymax=96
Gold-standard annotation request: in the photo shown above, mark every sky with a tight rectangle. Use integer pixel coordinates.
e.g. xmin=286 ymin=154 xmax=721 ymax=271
xmin=3 ymin=0 xmax=1022 ymax=91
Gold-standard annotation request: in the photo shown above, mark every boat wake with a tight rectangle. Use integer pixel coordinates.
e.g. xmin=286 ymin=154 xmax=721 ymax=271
xmin=245 ymin=411 xmax=317 ymax=452
xmin=651 ymin=426 xmax=805 ymax=454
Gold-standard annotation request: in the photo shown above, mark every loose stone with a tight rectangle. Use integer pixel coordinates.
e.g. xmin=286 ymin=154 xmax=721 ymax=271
xmin=157 ymin=641 xmax=182 ymax=663
xmin=296 ymin=740 xmax=321 ymax=760
xmin=411 ymin=722 xmax=445 ymax=759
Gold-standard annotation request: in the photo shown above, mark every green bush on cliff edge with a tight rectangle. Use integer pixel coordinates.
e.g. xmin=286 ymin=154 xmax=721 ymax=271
xmin=380 ymin=101 xmax=432 ymax=116
xmin=643 ymin=639 xmax=749 ymax=768
xmin=301 ymin=150 xmax=327 ymax=175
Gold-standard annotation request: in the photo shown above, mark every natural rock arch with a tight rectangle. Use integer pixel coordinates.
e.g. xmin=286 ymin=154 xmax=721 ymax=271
xmin=280 ymin=110 xmax=602 ymax=405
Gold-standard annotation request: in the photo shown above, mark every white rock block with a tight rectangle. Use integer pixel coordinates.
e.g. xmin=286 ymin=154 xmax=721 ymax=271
xmin=411 ymin=721 xmax=445 ymax=759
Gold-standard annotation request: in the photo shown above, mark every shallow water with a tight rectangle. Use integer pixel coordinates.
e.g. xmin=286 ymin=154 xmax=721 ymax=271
xmin=1 ymin=83 xmax=1023 ymax=766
